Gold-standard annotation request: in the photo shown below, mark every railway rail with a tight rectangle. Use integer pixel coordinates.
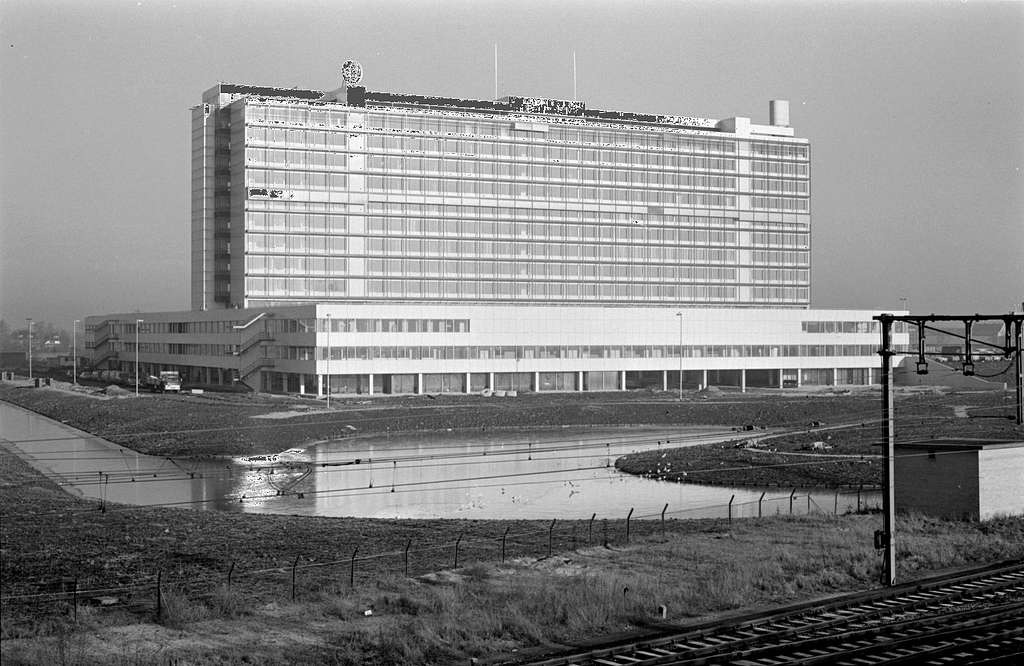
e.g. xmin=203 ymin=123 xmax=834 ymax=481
xmin=522 ymin=560 xmax=1024 ymax=665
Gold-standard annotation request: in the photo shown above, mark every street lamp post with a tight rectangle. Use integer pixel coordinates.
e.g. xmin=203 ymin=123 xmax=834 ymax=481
xmin=135 ymin=319 xmax=143 ymax=396
xmin=676 ymin=312 xmax=683 ymax=400
xmin=26 ymin=318 xmax=33 ymax=381
xmin=73 ymin=319 xmax=79 ymax=385
xmin=326 ymin=313 xmax=331 ymax=409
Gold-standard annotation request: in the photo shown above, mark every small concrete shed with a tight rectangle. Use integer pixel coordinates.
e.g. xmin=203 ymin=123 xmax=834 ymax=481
xmin=894 ymin=439 xmax=1024 ymax=520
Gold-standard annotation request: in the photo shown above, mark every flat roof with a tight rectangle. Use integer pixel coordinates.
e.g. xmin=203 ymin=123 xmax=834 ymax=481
xmin=895 ymin=438 xmax=1024 ymax=452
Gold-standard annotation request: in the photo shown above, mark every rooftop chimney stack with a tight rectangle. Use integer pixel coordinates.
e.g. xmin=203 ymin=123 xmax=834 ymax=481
xmin=769 ymin=100 xmax=790 ymax=127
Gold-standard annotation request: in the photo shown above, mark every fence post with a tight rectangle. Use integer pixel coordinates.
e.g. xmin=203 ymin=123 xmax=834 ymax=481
xmin=155 ymin=570 xmax=162 ymax=622
xmin=807 ymin=493 xmax=811 ymax=514
xmin=728 ymin=494 xmax=735 ymax=523
xmin=857 ymin=484 xmax=863 ymax=512
xmin=291 ymin=555 xmax=300 ymax=601
xmin=572 ymin=524 xmax=578 ymax=551
xmin=626 ymin=508 xmax=634 ymax=544
xmin=404 ymin=539 xmax=412 ymax=577
xmin=834 ymin=491 xmax=839 ymax=515
xmin=501 ymin=526 xmax=511 ymax=563
xmin=603 ymin=519 xmax=608 ymax=548
xmin=72 ymin=577 xmax=78 ymax=623
xmin=588 ymin=513 xmax=596 ymax=546
xmin=661 ymin=503 xmax=669 ymax=535
xmin=758 ymin=491 xmax=766 ymax=518
xmin=547 ymin=519 xmax=556 ymax=558
xmin=350 ymin=547 xmax=359 ymax=588
xmin=454 ymin=534 xmax=463 ymax=568
xmin=789 ymin=488 xmax=797 ymax=515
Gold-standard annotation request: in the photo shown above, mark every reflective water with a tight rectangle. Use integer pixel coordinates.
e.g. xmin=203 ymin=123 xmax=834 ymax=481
xmin=1 ymin=401 xmax=879 ymax=520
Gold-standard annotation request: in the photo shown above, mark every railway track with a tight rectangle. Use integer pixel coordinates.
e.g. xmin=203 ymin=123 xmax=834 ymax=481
xmin=523 ymin=560 xmax=1024 ymax=665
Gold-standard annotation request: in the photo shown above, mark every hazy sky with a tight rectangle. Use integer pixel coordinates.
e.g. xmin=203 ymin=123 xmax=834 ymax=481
xmin=1 ymin=0 xmax=1022 ymax=330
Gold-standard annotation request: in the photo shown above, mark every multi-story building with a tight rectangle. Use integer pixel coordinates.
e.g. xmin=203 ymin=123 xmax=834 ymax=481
xmin=89 ymin=67 xmax=903 ymax=394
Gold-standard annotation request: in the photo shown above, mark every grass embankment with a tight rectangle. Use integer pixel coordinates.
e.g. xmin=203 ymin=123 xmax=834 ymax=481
xmin=3 ymin=442 xmax=1023 ymax=665
xmin=0 ymin=382 xmax=891 ymax=458
xmin=616 ymin=390 xmax=1023 ymax=488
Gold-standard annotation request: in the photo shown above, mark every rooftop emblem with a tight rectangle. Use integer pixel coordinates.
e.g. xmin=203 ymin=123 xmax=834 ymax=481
xmin=341 ymin=60 xmax=363 ymax=85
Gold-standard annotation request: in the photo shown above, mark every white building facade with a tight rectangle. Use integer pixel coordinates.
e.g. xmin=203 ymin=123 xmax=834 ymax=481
xmin=87 ymin=72 xmax=907 ymax=394
xmin=87 ymin=305 xmax=893 ymax=395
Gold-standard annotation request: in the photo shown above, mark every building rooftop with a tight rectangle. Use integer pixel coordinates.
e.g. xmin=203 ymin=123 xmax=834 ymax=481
xmin=895 ymin=438 xmax=1024 ymax=452
xmin=204 ymin=82 xmax=795 ymax=136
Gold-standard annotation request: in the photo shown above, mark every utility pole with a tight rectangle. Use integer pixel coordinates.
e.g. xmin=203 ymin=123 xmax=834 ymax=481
xmin=73 ymin=319 xmax=79 ymax=385
xmin=875 ymin=311 xmax=1024 ymax=587
xmin=878 ymin=315 xmax=896 ymax=586
xmin=676 ymin=312 xmax=683 ymax=400
xmin=1015 ymin=317 xmax=1023 ymax=425
xmin=135 ymin=319 xmax=143 ymax=396
xmin=25 ymin=318 xmax=33 ymax=381
xmin=326 ymin=313 xmax=331 ymax=409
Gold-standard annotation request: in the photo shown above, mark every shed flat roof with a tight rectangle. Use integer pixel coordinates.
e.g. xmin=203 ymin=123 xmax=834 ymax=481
xmin=895 ymin=438 xmax=1024 ymax=452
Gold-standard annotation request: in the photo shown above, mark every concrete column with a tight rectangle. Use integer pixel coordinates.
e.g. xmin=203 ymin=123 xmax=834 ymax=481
xmin=299 ymin=376 xmax=306 ymax=395
xmin=619 ymin=370 xmax=626 ymax=391
xmin=317 ymin=374 xmax=324 ymax=397
xmin=779 ymin=370 xmax=784 ymax=389
xmin=740 ymin=369 xmax=746 ymax=393
xmin=367 ymin=373 xmax=374 ymax=396
xmin=797 ymin=370 xmax=803 ymax=387
xmin=832 ymin=368 xmax=839 ymax=386
xmin=488 ymin=372 xmax=494 ymax=390
xmin=662 ymin=370 xmax=668 ymax=391
xmin=534 ymin=371 xmax=540 ymax=392
xmin=701 ymin=369 xmax=708 ymax=390
xmin=465 ymin=372 xmax=471 ymax=394
xmin=577 ymin=370 xmax=584 ymax=391
xmin=416 ymin=373 xmax=424 ymax=395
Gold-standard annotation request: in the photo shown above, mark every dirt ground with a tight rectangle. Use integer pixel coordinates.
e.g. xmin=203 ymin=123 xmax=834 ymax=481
xmin=3 ymin=382 xmax=1023 ymax=664
xmin=617 ymin=388 xmax=1023 ymax=487
xmin=1 ymin=382 xmax=896 ymax=458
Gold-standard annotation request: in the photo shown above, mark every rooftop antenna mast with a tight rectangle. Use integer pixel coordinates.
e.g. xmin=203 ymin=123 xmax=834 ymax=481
xmin=572 ymin=50 xmax=577 ymax=101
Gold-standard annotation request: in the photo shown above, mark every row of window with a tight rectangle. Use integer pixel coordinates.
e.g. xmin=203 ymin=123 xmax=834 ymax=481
xmin=365 ymin=217 xmax=749 ymax=246
xmin=802 ymin=321 xmax=879 ymax=334
xmin=247 ymin=169 xmax=348 ymax=190
xmin=244 ymin=255 xmax=348 ymax=275
xmin=364 ymin=155 xmax=752 ymax=189
xmin=364 ymin=175 xmax=740 ymax=208
xmin=266 ymin=343 xmax=877 ymax=362
xmin=750 ymin=160 xmax=810 ymax=177
xmin=244 ymin=234 xmax=348 ymax=254
xmin=751 ymin=178 xmax=810 ymax=195
xmin=248 ymin=102 xmax=809 ymax=160
xmin=363 ymin=237 xmax=748 ymax=264
xmin=364 ymin=137 xmax=745 ymax=171
xmin=752 ymin=250 xmax=808 ymax=265
xmin=362 ymin=259 xmax=746 ymax=283
xmin=244 ymin=277 xmax=347 ymax=296
xmin=245 ymin=211 xmax=350 ymax=234
xmin=364 ymin=201 xmax=809 ymax=232
xmin=266 ymin=318 xmax=471 ymax=334
xmin=363 ymin=280 xmax=757 ymax=302
xmin=751 ymin=196 xmax=810 ymax=212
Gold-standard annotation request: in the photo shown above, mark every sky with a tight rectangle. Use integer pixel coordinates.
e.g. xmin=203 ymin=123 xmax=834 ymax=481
xmin=1 ymin=0 xmax=1022 ymax=331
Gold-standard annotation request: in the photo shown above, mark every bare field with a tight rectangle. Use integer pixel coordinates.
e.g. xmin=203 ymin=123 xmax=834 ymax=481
xmin=3 ymin=385 xmax=1023 ymax=664
xmin=616 ymin=389 xmax=1022 ymax=488
xmin=0 ymin=382 xmax=893 ymax=458
xmin=3 ymin=445 xmax=1022 ymax=665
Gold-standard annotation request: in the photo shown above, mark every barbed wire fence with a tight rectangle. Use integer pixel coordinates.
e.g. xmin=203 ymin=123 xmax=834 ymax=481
xmin=1 ymin=487 xmax=882 ymax=625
